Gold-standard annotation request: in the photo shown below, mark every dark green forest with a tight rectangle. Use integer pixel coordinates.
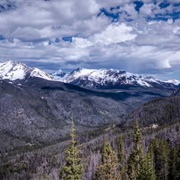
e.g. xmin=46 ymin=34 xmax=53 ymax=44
xmin=60 ymin=120 xmax=180 ymax=180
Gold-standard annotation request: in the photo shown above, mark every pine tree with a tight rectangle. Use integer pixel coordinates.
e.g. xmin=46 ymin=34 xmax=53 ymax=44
xmin=95 ymin=139 xmax=118 ymax=180
xmin=150 ymin=139 xmax=169 ymax=180
xmin=117 ymin=136 xmax=124 ymax=164
xmin=60 ymin=120 xmax=83 ymax=180
xmin=127 ymin=120 xmax=144 ymax=180
xmin=117 ymin=136 xmax=127 ymax=180
xmin=168 ymin=146 xmax=180 ymax=180
xmin=137 ymin=145 xmax=156 ymax=180
xmin=127 ymin=151 xmax=137 ymax=180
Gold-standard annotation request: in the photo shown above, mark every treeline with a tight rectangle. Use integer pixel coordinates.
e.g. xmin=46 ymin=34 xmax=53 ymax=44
xmin=60 ymin=121 xmax=180 ymax=180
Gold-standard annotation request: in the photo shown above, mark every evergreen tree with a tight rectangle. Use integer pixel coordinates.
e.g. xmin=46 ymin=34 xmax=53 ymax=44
xmin=117 ymin=136 xmax=124 ymax=164
xmin=168 ymin=146 xmax=180 ymax=180
xmin=150 ymin=139 xmax=169 ymax=180
xmin=127 ymin=151 xmax=137 ymax=180
xmin=127 ymin=120 xmax=144 ymax=180
xmin=137 ymin=145 xmax=156 ymax=180
xmin=95 ymin=139 xmax=118 ymax=180
xmin=60 ymin=120 xmax=83 ymax=180
xmin=117 ymin=136 xmax=127 ymax=180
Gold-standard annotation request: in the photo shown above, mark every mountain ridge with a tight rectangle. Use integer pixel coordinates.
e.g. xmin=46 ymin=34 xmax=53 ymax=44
xmin=52 ymin=67 xmax=178 ymax=89
xmin=0 ymin=60 xmax=178 ymax=89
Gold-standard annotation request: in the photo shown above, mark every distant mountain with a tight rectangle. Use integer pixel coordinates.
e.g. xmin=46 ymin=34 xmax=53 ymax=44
xmin=51 ymin=69 xmax=68 ymax=81
xmin=0 ymin=60 xmax=53 ymax=81
xmin=0 ymin=61 xmax=178 ymax=89
xmin=53 ymin=68 xmax=177 ymax=89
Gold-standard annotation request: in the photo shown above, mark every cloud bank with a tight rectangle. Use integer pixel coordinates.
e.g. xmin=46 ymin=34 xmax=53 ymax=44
xmin=0 ymin=0 xmax=180 ymax=79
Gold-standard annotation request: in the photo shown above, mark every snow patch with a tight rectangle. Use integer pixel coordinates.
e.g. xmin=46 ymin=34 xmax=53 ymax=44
xmin=30 ymin=68 xmax=53 ymax=81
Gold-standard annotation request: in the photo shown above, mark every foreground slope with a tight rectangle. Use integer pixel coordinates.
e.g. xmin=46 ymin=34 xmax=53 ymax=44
xmin=0 ymin=85 xmax=180 ymax=179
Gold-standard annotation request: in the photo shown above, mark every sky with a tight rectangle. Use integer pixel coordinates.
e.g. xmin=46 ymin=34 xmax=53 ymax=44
xmin=0 ymin=0 xmax=180 ymax=80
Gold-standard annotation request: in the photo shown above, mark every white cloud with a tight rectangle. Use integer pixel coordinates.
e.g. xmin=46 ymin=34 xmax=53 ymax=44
xmin=156 ymin=60 xmax=171 ymax=69
xmin=73 ymin=23 xmax=137 ymax=47
xmin=0 ymin=0 xmax=137 ymax=41
xmin=92 ymin=23 xmax=137 ymax=45
xmin=72 ymin=38 xmax=92 ymax=48
xmin=10 ymin=27 xmax=41 ymax=41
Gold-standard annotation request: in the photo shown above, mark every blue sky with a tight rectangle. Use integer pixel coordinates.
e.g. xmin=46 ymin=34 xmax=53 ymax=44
xmin=0 ymin=0 xmax=180 ymax=80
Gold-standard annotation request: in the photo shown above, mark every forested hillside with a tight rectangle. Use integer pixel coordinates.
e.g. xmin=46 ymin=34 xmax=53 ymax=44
xmin=0 ymin=77 xmax=173 ymax=155
xmin=0 ymin=89 xmax=180 ymax=179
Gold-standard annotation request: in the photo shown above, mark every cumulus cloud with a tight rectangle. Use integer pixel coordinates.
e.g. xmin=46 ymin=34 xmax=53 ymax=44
xmin=72 ymin=23 xmax=137 ymax=48
xmin=92 ymin=23 xmax=137 ymax=45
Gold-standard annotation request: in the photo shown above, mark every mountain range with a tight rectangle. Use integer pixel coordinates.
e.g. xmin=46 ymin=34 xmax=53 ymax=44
xmin=0 ymin=60 xmax=180 ymax=179
xmin=53 ymin=67 xmax=178 ymax=89
xmin=0 ymin=60 xmax=179 ymax=89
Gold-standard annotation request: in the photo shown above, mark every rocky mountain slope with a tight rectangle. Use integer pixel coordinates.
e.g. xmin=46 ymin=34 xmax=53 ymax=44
xmin=123 ymin=88 xmax=180 ymax=130
xmin=52 ymin=68 xmax=177 ymax=89
xmin=0 ymin=76 xmax=175 ymax=154
xmin=0 ymin=77 xmax=128 ymax=153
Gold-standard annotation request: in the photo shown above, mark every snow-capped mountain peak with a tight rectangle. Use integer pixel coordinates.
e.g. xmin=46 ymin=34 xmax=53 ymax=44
xmin=53 ymin=68 xmax=177 ymax=89
xmin=64 ymin=68 xmax=152 ymax=87
xmin=1 ymin=61 xmax=178 ymax=89
xmin=0 ymin=60 xmax=30 ymax=80
xmin=51 ymin=69 xmax=68 ymax=80
xmin=0 ymin=60 xmax=53 ymax=81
